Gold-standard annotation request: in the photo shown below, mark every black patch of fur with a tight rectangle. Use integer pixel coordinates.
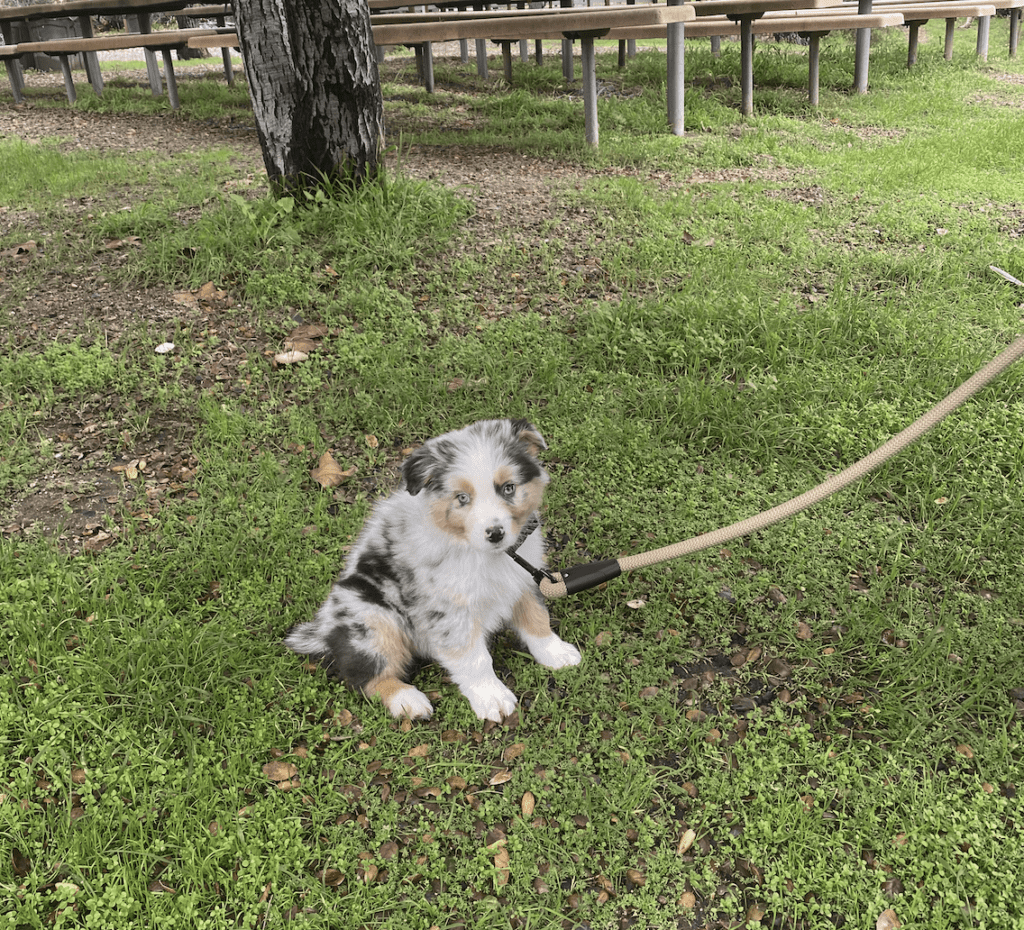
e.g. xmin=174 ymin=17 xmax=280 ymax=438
xmin=323 ymin=624 xmax=386 ymax=691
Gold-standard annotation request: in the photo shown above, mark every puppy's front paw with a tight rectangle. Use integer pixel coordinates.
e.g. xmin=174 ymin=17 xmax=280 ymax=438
xmin=528 ymin=634 xmax=582 ymax=670
xmin=382 ymin=685 xmax=433 ymax=720
xmin=461 ymin=678 xmax=518 ymax=722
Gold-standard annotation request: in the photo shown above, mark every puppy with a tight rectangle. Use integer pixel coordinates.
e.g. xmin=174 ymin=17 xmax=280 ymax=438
xmin=284 ymin=418 xmax=582 ymax=722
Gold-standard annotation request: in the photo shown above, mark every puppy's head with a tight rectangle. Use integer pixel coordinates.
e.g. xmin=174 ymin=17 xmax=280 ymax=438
xmin=403 ymin=419 xmax=548 ymax=552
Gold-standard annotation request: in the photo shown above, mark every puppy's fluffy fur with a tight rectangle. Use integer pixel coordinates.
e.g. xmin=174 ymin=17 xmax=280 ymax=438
xmin=284 ymin=418 xmax=581 ymax=721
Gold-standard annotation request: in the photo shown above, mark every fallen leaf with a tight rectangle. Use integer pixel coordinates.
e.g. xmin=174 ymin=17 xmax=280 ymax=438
xmin=101 ymin=236 xmax=142 ymax=250
xmin=310 ymin=451 xmax=351 ymax=489
xmin=274 ymin=350 xmax=308 ymax=366
xmin=322 ymin=868 xmax=344 ymax=886
xmin=876 ymin=908 xmax=901 ymax=930
xmin=489 ymin=769 xmax=513 ymax=786
xmin=365 ymin=434 xmax=379 ymax=449
xmin=154 ymin=342 xmax=175 ymax=355
xmin=12 ymin=847 xmax=31 ymax=878
xmin=262 ymin=760 xmax=300 ymax=790
xmin=679 ymin=891 xmax=696 ymax=909
xmin=956 ymin=743 xmax=974 ymax=759
xmin=284 ymin=336 xmax=317 ymax=354
xmin=521 ymin=791 xmax=536 ymax=817
xmin=677 ymin=828 xmax=697 ymax=856
xmin=1 ymin=240 xmax=36 ymax=259
xmin=796 ymin=620 xmax=813 ymax=640
xmin=626 ymin=598 xmax=646 ymax=609
xmin=493 ymin=846 xmax=510 ymax=886
xmin=83 ymin=531 xmax=114 ymax=554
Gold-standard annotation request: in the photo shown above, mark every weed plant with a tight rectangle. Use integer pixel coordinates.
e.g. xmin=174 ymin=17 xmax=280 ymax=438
xmin=1 ymin=20 xmax=1024 ymax=930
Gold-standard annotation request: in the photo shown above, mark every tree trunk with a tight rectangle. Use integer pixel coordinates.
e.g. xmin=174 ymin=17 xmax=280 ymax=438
xmin=233 ymin=0 xmax=385 ymax=192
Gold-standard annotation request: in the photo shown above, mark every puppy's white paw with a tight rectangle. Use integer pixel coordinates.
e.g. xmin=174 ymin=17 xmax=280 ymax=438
xmin=528 ymin=634 xmax=582 ymax=670
xmin=461 ymin=677 xmax=518 ymax=722
xmin=383 ymin=685 xmax=433 ymax=720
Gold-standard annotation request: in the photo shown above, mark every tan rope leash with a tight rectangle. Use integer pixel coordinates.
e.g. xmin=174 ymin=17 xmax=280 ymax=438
xmin=536 ymin=329 xmax=1024 ymax=599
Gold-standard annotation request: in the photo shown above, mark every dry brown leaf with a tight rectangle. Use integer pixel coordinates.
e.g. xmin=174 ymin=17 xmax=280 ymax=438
xmin=365 ymin=434 xmax=379 ymax=449
xmin=876 ymin=908 xmax=902 ymax=930
xmin=677 ymin=828 xmax=697 ymax=856
xmin=503 ymin=742 xmax=525 ymax=763
xmin=407 ymin=743 xmax=430 ymax=758
xmin=310 ymin=451 xmax=354 ymax=489
xmin=284 ymin=336 xmax=317 ymax=354
xmin=956 ymin=743 xmax=974 ymax=759
xmin=1 ymin=240 xmax=37 ymax=259
xmin=494 ymin=847 xmax=510 ymax=886
xmin=626 ymin=868 xmax=646 ymax=886
xmin=489 ymin=769 xmax=513 ymax=786
xmin=796 ymin=620 xmax=813 ymax=640
xmin=521 ymin=791 xmax=536 ymax=817
xmin=101 ymin=236 xmax=142 ymax=250
xmin=172 ymin=291 xmax=199 ymax=309
xmin=290 ymin=323 xmax=329 ymax=340
xmin=679 ymin=891 xmax=696 ymax=909
xmin=262 ymin=760 xmax=300 ymax=790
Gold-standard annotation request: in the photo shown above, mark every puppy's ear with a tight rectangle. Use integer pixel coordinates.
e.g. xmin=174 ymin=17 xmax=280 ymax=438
xmin=402 ymin=444 xmax=435 ymax=496
xmin=510 ymin=418 xmax=547 ymax=455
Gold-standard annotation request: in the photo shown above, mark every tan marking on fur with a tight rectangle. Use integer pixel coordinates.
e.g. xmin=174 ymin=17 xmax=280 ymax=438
xmin=365 ymin=613 xmax=412 ymax=668
xmin=510 ymin=477 xmax=546 ymax=529
xmin=362 ymin=614 xmax=415 ymax=706
xmin=430 ymin=479 xmax=475 ymax=540
xmin=365 ymin=674 xmax=411 ymax=706
xmin=516 ymin=426 xmax=546 ymax=456
xmin=511 ymin=592 xmax=554 ymax=639
xmin=494 ymin=465 xmax=515 ymax=490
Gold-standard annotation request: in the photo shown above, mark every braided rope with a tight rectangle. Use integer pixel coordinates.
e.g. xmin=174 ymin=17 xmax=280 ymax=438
xmin=539 ymin=332 xmax=1024 ymax=599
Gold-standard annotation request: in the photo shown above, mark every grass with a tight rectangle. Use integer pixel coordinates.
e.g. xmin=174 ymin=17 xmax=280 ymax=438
xmin=2 ymin=19 xmax=1024 ymax=930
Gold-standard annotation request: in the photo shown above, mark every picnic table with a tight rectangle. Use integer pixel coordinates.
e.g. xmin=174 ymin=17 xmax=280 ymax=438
xmin=191 ymin=3 xmax=697 ymax=146
xmin=0 ymin=0 xmax=199 ymax=93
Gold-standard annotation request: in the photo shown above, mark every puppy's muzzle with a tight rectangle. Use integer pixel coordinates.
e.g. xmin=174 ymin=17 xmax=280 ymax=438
xmin=485 ymin=525 xmax=506 ymax=544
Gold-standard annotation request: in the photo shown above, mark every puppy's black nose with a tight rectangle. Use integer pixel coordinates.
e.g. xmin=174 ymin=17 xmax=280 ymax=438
xmin=485 ymin=525 xmax=506 ymax=544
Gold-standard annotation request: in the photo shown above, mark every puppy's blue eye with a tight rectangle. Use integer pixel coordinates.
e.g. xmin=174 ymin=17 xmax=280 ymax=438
xmin=502 ymin=483 xmax=516 ymax=498
xmin=455 ymin=492 xmax=471 ymax=506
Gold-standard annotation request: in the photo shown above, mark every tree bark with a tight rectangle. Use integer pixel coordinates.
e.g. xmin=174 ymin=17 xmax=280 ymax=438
xmin=233 ymin=0 xmax=385 ymax=192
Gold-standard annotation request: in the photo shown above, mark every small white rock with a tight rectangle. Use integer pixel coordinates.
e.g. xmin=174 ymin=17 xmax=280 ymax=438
xmin=155 ymin=342 xmax=175 ymax=355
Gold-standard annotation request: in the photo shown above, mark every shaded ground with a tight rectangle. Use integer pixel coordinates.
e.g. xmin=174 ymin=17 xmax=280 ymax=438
xmin=0 ymin=65 xmax=789 ymax=553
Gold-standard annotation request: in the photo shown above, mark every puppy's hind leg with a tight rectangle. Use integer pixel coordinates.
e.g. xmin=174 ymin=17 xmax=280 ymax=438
xmin=511 ymin=591 xmax=582 ymax=669
xmin=360 ymin=615 xmax=433 ymax=720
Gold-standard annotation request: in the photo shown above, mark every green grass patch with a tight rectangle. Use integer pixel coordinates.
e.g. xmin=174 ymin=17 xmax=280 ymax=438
xmin=2 ymin=18 xmax=1024 ymax=930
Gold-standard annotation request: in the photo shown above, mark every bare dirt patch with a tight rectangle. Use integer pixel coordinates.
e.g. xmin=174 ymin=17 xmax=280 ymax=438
xmin=1 ymin=70 xmax=786 ymax=547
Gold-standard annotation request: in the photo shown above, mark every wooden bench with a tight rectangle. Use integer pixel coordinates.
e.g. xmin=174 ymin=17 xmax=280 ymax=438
xmin=0 ymin=42 xmax=26 ymax=104
xmin=611 ymin=10 xmax=903 ymax=105
xmin=191 ymin=4 xmax=697 ymax=147
xmin=10 ymin=26 xmax=235 ymax=107
xmin=865 ymin=0 xmax=1021 ymax=61
xmin=761 ymin=1 xmax=1004 ymax=64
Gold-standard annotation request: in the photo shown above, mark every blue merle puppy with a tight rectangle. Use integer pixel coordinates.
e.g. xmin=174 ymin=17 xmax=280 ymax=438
xmin=284 ymin=418 xmax=581 ymax=721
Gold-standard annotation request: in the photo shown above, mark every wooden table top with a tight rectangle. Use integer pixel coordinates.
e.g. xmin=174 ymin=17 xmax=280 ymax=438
xmin=0 ymin=0 xmax=195 ymax=23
